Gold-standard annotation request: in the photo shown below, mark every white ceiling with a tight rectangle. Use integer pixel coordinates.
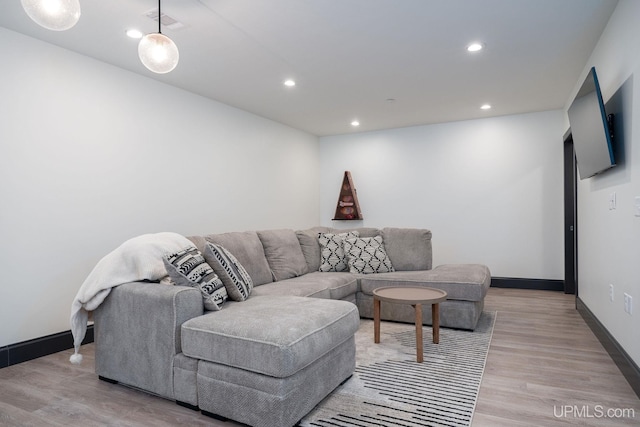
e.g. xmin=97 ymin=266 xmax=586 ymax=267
xmin=0 ymin=0 xmax=618 ymax=136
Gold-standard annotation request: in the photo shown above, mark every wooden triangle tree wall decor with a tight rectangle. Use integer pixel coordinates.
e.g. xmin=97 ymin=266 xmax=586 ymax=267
xmin=333 ymin=171 xmax=363 ymax=220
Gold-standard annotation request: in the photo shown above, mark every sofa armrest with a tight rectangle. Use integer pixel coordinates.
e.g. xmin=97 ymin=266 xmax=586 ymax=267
xmin=93 ymin=281 xmax=203 ymax=400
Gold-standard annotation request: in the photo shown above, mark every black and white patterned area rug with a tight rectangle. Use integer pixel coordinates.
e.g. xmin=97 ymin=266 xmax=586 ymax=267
xmin=299 ymin=311 xmax=496 ymax=427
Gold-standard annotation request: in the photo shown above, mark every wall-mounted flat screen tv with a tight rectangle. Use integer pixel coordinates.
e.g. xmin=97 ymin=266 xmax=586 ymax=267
xmin=567 ymin=67 xmax=615 ymax=179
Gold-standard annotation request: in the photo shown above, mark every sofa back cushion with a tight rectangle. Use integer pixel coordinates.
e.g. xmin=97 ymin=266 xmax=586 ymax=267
xmin=257 ymin=229 xmax=309 ymax=281
xmin=185 ymin=235 xmax=208 ymax=253
xmin=381 ymin=227 xmax=432 ymax=271
xmin=295 ymin=226 xmax=332 ymax=272
xmin=204 ymin=231 xmax=273 ymax=286
xmin=332 ymin=227 xmax=381 ymax=238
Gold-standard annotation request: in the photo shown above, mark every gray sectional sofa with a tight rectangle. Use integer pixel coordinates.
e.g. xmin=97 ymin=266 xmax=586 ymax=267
xmin=93 ymin=227 xmax=490 ymax=427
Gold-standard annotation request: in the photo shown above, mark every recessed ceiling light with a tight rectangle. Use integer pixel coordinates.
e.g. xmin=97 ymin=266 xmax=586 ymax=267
xmin=351 ymin=120 xmax=360 ymax=127
xmin=480 ymin=104 xmax=492 ymax=110
xmin=283 ymin=79 xmax=296 ymax=87
xmin=126 ymin=29 xmax=143 ymax=39
xmin=467 ymin=42 xmax=484 ymax=52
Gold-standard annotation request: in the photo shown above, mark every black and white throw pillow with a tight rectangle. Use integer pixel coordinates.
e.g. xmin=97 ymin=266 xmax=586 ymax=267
xmin=318 ymin=231 xmax=359 ymax=272
xmin=164 ymin=246 xmax=228 ymax=311
xmin=343 ymin=235 xmax=395 ymax=274
xmin=204 ymin=242 xmax=253 ymax=301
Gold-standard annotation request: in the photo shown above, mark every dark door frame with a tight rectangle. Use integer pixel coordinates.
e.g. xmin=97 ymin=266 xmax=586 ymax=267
xmin=563 ymin=132 xmax=577 ymax=295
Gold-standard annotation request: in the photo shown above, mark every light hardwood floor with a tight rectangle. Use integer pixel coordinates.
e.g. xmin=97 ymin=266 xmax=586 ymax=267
xmin=475 ymin=288 xmax=639 ymax=426
xmin=0 ymin=288 xmax=638 ymax=426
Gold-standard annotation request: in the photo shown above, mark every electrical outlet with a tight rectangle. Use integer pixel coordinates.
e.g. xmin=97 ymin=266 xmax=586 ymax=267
xmin=609 ymin=284 xmax=614 ymax=302
xmin=624 ymin=293 xmax=633 ymax=315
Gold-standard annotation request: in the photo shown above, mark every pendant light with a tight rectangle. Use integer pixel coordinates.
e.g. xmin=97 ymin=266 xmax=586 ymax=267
xmin=138 ymin=0 xmax=179 ymax=74
xmin=21 ymin=0 xmax=81 ymax=31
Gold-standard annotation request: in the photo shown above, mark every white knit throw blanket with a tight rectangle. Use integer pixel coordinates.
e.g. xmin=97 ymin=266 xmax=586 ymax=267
xmin=69 ymin=232 xmax=194 ymax=364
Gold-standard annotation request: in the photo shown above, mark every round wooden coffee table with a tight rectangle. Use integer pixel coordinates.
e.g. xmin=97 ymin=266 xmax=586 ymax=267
xmin=373 ymin=286 xmax=447 ymax=363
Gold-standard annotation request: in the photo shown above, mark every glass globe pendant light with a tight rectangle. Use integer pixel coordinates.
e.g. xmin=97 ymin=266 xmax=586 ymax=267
xmin=21 ymin=0 xmax=81 ymax=31
xmin=138 ymin=0 xmax=179 ymax=74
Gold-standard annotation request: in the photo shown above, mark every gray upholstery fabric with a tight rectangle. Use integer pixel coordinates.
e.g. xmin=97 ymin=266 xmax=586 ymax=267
xmin=185 ymin=235 xmax=208 ymax=254
xmin=181 ymin=295 xmax=360 ymax=378
xmin=382 ymin=227 xmax=433 ymax=271
xmin=197 ymin=337 xmax=355 ymax=427
xmin=257 ymin=229 xmax=309 ymax=280
xmin=359 ymin=264 xmax=491 ymax=301
xmin=94 ymin=282 xmax=203 ymax=400
xmin=357 ymin=291 xmax=484 ymax=330
xmin=333 ymin=227 xmax=381 ymax=237
xmin=250 ymin=271 xmax=357 ymax=300
xmin=295 ymin=226 xmax=332 ymax=272
xmin=204 ymin=231 xmax=273 ymax=286
xmin=249 ymin=278 xmax=330 ymax=299
xmin=173 ymin=353 xmax=198 ymax=406
xmin=341 ymin=293 xmax=357 ymax=304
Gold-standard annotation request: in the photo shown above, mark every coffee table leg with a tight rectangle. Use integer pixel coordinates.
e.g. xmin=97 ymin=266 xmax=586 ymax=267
xmin=432 ymin=302 xmax=440 ymax=344
xmin=414 ymin=303 xmax=423 ymax=363
xmin=374 ymin=297 xmax=381 ymax=344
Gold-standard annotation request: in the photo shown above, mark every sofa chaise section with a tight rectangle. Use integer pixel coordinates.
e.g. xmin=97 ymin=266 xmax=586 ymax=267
xmin=300 ymin=226 xmax=491 ymax=330
xmin=357 ymin=264 xmax=491 ymax=330
xmin=181 ymin=295 xmax=360 ymax=427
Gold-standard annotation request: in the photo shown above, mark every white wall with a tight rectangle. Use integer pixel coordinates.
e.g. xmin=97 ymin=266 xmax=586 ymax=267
xmin=0 ymin=28 xmax=320 ymax=347
xmin=319 ymin=110 xmax=565 ymax=280
xmin=566 ymin=0 xmax=640 ymax=367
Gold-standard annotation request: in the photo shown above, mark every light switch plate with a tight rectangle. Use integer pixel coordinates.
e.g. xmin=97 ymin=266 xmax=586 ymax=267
xmin=609 ymin=284 xmax=614 ymax=302
xmin=624 ymin=293 xmax=633 ymax=315
xmin=609 ymin=192 xmax=617 ymax=210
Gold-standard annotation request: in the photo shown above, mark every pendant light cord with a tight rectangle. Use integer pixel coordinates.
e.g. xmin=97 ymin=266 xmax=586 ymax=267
xmin=158 ymin=0 xmax=162 ymax=34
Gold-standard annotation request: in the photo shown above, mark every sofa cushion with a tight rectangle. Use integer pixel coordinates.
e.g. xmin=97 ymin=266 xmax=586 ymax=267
xmin=163 ymin=246 xmax=228 ymax=311
xmin=204 ymin=243 xmax=253 ymax=301
xmin=382 ymin=227 xmax=433 ymax=271
xmin=250 ymin=278 xmax=330 ymax=299
xmin=181 ymin=295 xmax=360 ymax=378
xmin=195 ymin=336 xmax=355 ymax=427
xmin=333 ymin=227 xmax=381 ymax=238
xmin=257 ymin=229 xmax=309 ymax=281
xmin=250 ymin=272 xmax=357 ymax=300
xmin=343 ymin=235 xmax=395 ymax=274
xmin=204 ymin=231 xmax=273 ymax=286
xmin=296 ymin=226 xmax=332 ymax=272
xmin=185 ymin=235 xmax=208 ymax=255
xmin=359 ymin=264 xmax=491 ymax=301
xmin=318 ymin=231 xmax=359 ymax=272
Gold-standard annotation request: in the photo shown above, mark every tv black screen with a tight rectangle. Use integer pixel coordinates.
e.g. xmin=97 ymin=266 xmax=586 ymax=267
xmin=567 ymin=67 xmax=615 ymax=179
